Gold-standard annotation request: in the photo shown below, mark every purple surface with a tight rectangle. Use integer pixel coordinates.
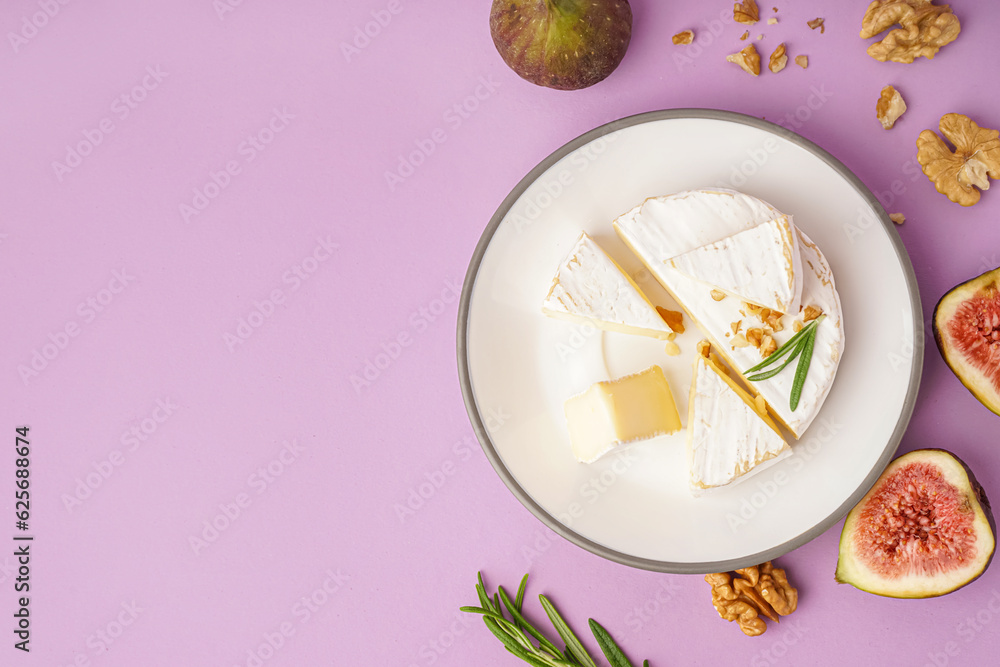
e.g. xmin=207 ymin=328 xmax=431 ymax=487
xmin=1 ymin=1 xmax=999 ymax=665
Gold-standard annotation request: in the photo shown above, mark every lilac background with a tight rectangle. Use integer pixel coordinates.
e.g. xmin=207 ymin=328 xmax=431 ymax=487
xmin=1 ymin=1 xmax=999 ymax=665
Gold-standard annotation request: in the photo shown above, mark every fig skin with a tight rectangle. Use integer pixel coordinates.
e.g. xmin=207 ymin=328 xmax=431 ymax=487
xmin=836 ymin=449 xmax=995 ymax=599
xmin=933 ymin=265 xmax=1000 ymax=416
xmin=489 ymin=0 xmax=633 ymax=90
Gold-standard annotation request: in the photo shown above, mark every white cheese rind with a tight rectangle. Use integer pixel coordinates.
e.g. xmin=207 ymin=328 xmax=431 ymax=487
xmin=687 ymin=357 xmax=790 ymax=492
xmin=668 ymin=215 xmax=803 ymax=314
xmin=613 ymin=189 xmax=845 ymax=437
xmin=543 ymin=232 xmax=673 ymax=339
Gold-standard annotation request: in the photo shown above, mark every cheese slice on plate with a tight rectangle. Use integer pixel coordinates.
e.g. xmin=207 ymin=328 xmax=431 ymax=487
xmin=613 ymin=189 xmax=844 ymax=438
xmin=688 ymin=353 xmax=791 ymax=492
xmin=667 ymin=215 xmax=803 ymax=314
xmin=564 ymin=365 xmax=682 ymax=463
xmin=543 ymin=232 xmax=674 ymax=340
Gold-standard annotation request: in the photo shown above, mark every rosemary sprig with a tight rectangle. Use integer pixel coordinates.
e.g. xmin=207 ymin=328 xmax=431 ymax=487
xmin=744 ymin=315 xmax=825 ymax=411
xmin=790 ymin=316 xmax=821 ymax=411
xmin=589 ymin=619 xmax=636 ymax=667
xmin=462 ymin=573 xmax=648 ymax=667
xmin=745 ymin=336 xmax=806 ymax=382
xmin=744 ymin=316 xmax=820 ymax=374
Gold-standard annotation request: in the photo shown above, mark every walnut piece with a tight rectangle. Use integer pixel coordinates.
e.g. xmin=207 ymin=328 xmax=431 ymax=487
xmin=734 ymin=0 xmax=760 ymax=25
xmin=917 ymin=113 xmax=1000 ymax=206
xmin=731 ymin=334 xmax=749 ymax=348
xmin=889 ymin=212 xmax=906 ymax=225
xmin=807 ymin=17 xmax=825 ymax=33
xmin=706 ymin=562 xmax=798 ymax=637
xmin=759 ymin=562 xmax=798 ymax=616
xmin=696 ymin=340 xmax=711 ymax=358
xmin=876 ymin=85 xmax=907 ymax=130
xmin=860 ymin=0 xmax=960 ymax=63
xmin=727 ymin=45 xmax=761 ymax=76
xmin=746 ymin=327 xmax=763 ymax=348
xmin=740 ymin=30 xmax=750 ymax=41
xmin=803 ymin=305 xmax=823 ymax=322
xmin=710 ymin=288 xmax=728 ymax=301
xmin=664 ymin=341 xmax=681 ymax=356
xmin=794 ymin=54 xmax=808 ymax=68
xmin=672 ymin=29 xmax=694 ymax=45
xmin=768 ymin=43 xmax=788 ymax=72
xmin=656 ymin=306 xmax=686 ymax=333
xmin=760 ymin=335 xmax=777 ymax=358
xmin=767 ymin=17 xmax=778 ymax=25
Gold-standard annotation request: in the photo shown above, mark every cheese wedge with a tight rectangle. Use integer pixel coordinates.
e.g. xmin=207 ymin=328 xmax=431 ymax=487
xmin=687 ymin=354 xmax=790 ymax=492
xmin=564 ymin=365 xmax=682 ymax=463
xmin=543 ymin=232 xmax=674 ymax=340
xmin=668 ymin=215 xmax=803 ymax=314
xmin=613 ymin=189 xmax=844 ymax=438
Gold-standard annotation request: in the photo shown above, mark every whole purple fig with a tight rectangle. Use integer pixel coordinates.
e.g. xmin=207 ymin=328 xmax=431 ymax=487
xmin=489 ymin=0 xmax=633 ymax=90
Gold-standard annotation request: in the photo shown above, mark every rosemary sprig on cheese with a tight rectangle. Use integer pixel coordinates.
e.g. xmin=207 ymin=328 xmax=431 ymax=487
xmin=745 ymin=315 xmax=826 ymax=411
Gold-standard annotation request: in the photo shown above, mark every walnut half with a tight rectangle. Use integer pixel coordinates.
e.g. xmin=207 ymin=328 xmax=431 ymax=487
xmin=706 ymin=562 xmax=798 ymax=636
xmin=860 ymin=0 xmax=961 ymax=63
xmin=917 ymin=113 xmax=1000 ymax=206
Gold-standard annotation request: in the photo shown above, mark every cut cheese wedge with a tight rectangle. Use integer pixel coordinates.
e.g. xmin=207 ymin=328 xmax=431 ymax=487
xmin=613 ymin=189 xmax=845 ymax=438
xmin=668 ymin=215 xmax=803 ymax=314
xmin=543 ymin=232 xmax=674 ymax=340
xmin=564 ymin=365 xmax=682 ymax=463
xmin=687 ymin=353 xmax=791 ymax=492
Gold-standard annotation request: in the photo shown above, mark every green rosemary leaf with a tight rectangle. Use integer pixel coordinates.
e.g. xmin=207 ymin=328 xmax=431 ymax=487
xmin=746 ymin=336 xmax=806 ymax=381
xmin=790 ymin=316 xmax=822 ymax=411
xmin=540 ymin=595 xmax=598 ymax=667
xmin=516 ymin=573 xmax=529 ymax=612
xmin=503 ymin=647 xmax=551 ymax=667
xmin=504 ymin=647 xmax=577 ymax=667
xmin=459 ymin=605 xmax=492 ymax=615
xmin=484 ymin=616 xmax=524 ymax=652
xmin=500 ymin=586 xmax=563 ymax=658
xmin=743 ymin=317 xmax=818 ymax=374
xmin=588 ymin=619 xmax=634 ymax=667
xmin=493 ymin=616 xmax=539 ymax=652
xmin=476 ymin=572 xmax=494 ymax=612
xmin=644 ymin=661 xmax=650 ymax=667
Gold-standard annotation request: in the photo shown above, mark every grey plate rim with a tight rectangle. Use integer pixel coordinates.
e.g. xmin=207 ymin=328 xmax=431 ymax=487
xmin=456 ymin=107 xmax=924 ymax=574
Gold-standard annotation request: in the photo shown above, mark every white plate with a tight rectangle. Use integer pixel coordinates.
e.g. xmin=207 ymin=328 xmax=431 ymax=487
xmin=458 ymin=110 xmax=922 ymax=573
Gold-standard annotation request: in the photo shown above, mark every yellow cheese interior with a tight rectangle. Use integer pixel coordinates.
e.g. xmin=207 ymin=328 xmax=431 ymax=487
xmin=564 ymin=365 xmax=682 ymax=463
xmin=701 ymin=355 xmax=783 ymax=437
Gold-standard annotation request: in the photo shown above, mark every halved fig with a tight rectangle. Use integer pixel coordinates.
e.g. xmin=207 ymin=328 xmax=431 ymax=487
xmin=836 ymin=449 xmax=995 ymax=598
xmin=934 ymin=265 xmax=1000 ymax=415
